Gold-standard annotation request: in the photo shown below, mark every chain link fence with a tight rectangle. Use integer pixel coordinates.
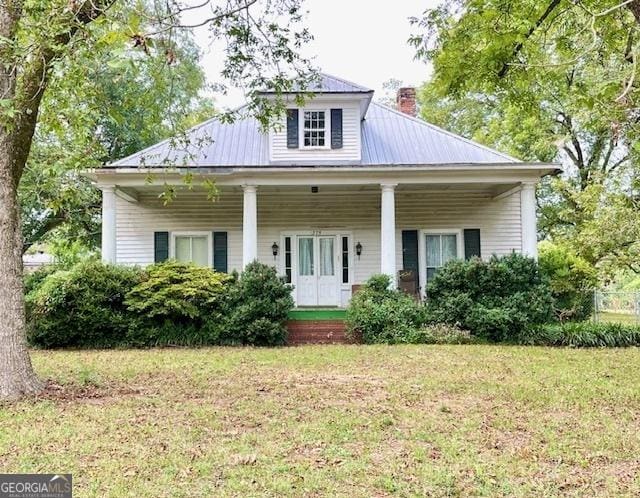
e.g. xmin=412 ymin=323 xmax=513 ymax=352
xmin=593 ymin=291 xmax=640 ymax=323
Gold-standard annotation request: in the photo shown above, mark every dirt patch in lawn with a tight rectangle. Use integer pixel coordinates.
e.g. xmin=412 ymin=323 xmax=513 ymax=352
xmin=33 ymin=380 xmax=143 ymax=404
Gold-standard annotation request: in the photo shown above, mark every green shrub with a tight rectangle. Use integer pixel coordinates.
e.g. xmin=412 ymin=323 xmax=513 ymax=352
xmin=26 ymin=261 xmax=143 ymax=348
xmin=521 ymin=321 xmax=640 ymax=347
xmin=126 ymin=261 xmax=229 ymax=323
xmin=538 ymin=241 xmax=597 ymax=321
xmin=425 ymin=253 xmax=555 ymax=342
xmin=346 ymin=274 xmax=427 ymax=344
xmin=222 ymin=261 xmax=294 ymax=346
xmin=24 ymin=264 xmax=60 ymax=295
xmin=123 ymin=261 xmax=231 ymax=346
xmin=406 ymin=323 xmax=478 ymax=344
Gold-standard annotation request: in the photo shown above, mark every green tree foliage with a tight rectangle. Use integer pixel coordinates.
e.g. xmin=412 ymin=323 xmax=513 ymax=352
xmin=410 ymin=1 xmax=640 ymax=277
xmin=538 ymin=241 xmax=598 ymax=321
xmin=20 ymin=5 xmax=213 ymax=253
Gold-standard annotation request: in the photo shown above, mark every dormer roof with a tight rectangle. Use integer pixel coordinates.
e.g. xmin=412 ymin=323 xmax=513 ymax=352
xmin=259 ymin=73 xmax=374 ymax=95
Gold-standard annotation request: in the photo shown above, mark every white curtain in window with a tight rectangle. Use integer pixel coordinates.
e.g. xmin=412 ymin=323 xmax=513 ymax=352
xmin=191 ymin=236 xmax=208 ymax=266
xmin=319 ymin=238 xmax=334 ymax=276
xmin=298 ymin=237 xmax=314 ymax=276
xmin=175 ymin=236 xmax=191 ymax=263
xmin=442 ymin=235 xmax=457 ymax=265
xmin=426 ymin=235 xmax=441 ymax=268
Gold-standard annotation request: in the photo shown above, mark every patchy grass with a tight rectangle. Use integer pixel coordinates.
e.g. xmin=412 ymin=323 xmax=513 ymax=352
xmin=1 ymin=346 xmax=640 ymax=497
xmin=597 ymin=311 xmax=640 ymax=324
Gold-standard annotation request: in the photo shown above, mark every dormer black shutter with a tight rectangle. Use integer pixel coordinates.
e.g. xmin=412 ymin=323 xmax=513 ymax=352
xmin=330 ymin=108 xmax=343 ymax=149
xmin=286 ymin=109 xmax=299 ymax=149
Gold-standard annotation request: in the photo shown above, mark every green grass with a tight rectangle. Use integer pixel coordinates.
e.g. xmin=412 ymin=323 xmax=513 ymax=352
xmin=2 ymin=346 xmax=640 ymax=497
xmin=597 ymin=311 xmax=640 ymax=324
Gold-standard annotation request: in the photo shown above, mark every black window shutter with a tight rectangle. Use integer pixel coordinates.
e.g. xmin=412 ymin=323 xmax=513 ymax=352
xmin=286 ymin=109 xmax=299 ymax=149
xmin=154 ymin=232 xmax=169 ymax=262
xmin=464 ymin=229 xmax=481 ymax=260
xmin=213 ymin=231 xmax=228 ymax=273
xmin=330 ymin=108 xmax=343 ymax=149
xmin=402 ymin=230 xmax=419 ymax=272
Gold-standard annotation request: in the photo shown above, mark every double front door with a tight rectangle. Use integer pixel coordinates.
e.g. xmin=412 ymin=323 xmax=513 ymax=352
xmin=296 ymin=235 xmax=339 ymax=306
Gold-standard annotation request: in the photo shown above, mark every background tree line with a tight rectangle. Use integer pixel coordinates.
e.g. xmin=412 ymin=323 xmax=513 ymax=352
xmin=408 ymin=0 xmax=640 ymax=284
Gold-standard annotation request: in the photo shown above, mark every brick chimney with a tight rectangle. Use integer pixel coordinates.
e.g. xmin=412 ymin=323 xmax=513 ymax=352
xmin=396 ymin=87 xmax=416 ymax=117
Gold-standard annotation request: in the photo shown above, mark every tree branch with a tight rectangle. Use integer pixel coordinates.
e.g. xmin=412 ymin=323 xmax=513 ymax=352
xmin=497 ymin=0 xmax=562 ymax=78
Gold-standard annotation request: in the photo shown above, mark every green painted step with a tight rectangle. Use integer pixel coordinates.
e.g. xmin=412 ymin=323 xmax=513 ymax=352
xmin=288 ymin=309 xmax=347 ymax=321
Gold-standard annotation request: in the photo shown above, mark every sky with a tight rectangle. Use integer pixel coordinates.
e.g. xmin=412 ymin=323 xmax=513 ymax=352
xmin=188 ymin=0 xmax=438 ymax=109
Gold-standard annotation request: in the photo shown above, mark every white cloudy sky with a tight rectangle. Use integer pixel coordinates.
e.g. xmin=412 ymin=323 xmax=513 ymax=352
xmin=187 ymin=0 xmax=438 ymax=108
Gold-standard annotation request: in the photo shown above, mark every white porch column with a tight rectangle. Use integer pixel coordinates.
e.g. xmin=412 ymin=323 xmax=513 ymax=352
xmin=520 ymin=181 xmax=538 ymax=259
xmin=242 ymin=185 xmax=258 ymax=268
xmin=380 ymin=183 xmax=397 ymax=286
xmin=101 ymin=186 xmax=117 ymax=264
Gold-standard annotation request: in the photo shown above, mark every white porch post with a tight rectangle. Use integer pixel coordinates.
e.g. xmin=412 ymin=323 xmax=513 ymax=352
xmin=380 ymin=183 xmax=397 ymax=286
xmin=101 ymin=186 xmax=117 ymax=264
xmin=520 ymin=181 xmax=538 ymax=259
xmin=242 ymin=185 xmax=258 ymax=268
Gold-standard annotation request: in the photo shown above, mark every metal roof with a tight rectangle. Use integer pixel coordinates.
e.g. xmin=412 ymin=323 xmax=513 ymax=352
xmin=108 ymin=101 xmax=520 ymax=169
xmin=257 ymin=72 xmax=373 ymax=94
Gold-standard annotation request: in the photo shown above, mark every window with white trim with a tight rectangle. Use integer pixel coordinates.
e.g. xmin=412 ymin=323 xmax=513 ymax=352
xmin=172 ymin=233 xmax=211 ymax=267
xmin=426 ymin=233 xmax=459 ymax=281
xmin=302 ymin=110 xmax=326 ymax=147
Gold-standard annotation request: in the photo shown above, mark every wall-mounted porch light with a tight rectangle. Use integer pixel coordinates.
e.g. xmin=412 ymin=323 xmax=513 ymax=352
xmin=272 ymin=242 xmax=279 ymax=258
xmin=355 ymin=241 xmax=363 ymax=259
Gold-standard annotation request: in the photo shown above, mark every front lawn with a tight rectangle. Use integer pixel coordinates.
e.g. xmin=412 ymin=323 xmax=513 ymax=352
xmin=1 ymin=346 xmax=639 ymax=497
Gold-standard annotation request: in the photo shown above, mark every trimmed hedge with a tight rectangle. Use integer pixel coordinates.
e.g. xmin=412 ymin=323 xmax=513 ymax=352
xmin=520 ymin=321 xmax=640 ymax=348
xmin=26 ymin=260 xmax=144 ymax=348
xmin=26 ymin=260 xmax=293 ymax=348
xmin=425 ymin=253 xmax=555 ymax=341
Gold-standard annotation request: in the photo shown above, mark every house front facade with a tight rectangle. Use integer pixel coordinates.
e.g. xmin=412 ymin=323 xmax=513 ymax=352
xmin=89 ymin=74 xmax=559 ymax=308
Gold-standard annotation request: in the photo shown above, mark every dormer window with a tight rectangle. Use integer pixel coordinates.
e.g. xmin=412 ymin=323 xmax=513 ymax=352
xmin=303 ymin=110 xmax=327 ymax=148
xmin=286 ymin=108 xmax=343 ymax=150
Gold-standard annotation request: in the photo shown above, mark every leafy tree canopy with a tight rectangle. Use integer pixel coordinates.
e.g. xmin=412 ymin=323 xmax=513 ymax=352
xmin=410 ymin=0 xmax=640 ymax=278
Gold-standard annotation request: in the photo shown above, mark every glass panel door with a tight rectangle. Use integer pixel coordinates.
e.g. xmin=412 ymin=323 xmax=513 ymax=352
xmin=319 ymin=237 xmax=335 ymax=276
xmin=298 ymin=237 xmax=314 ymax=276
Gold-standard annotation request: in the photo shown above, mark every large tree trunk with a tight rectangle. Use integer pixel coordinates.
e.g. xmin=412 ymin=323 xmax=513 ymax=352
xmin=0 ymin=3 xmax=42 ymax=399
xmin=0 ymin=153 xmax=43 ymax=399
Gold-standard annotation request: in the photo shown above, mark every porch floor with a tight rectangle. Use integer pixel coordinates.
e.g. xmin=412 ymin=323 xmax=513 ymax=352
xmin=287 ymin=309 xmax=347 ymax=321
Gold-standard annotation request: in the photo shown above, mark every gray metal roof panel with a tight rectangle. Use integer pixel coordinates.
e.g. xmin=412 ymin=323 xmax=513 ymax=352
xmin=259 ymin=72 xmax=373 ymax=94
xmin=109 ymin=96 xmax=519 ymax=168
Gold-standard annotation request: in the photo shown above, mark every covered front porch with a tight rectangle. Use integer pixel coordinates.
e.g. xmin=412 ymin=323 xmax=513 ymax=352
xmin=96 ymin=167 xmax=542 ymax=308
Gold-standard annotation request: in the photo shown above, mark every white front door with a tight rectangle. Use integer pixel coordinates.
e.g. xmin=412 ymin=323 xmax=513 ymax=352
xmin=296 ymin=235 xmax=339 ymax=306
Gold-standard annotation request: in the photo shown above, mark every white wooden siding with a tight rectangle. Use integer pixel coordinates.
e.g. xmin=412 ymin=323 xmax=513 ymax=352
xmin=269 ymin=100 xmax=361 ymax=162
xmin=115 ymin=187 xmax=522 ymax=283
